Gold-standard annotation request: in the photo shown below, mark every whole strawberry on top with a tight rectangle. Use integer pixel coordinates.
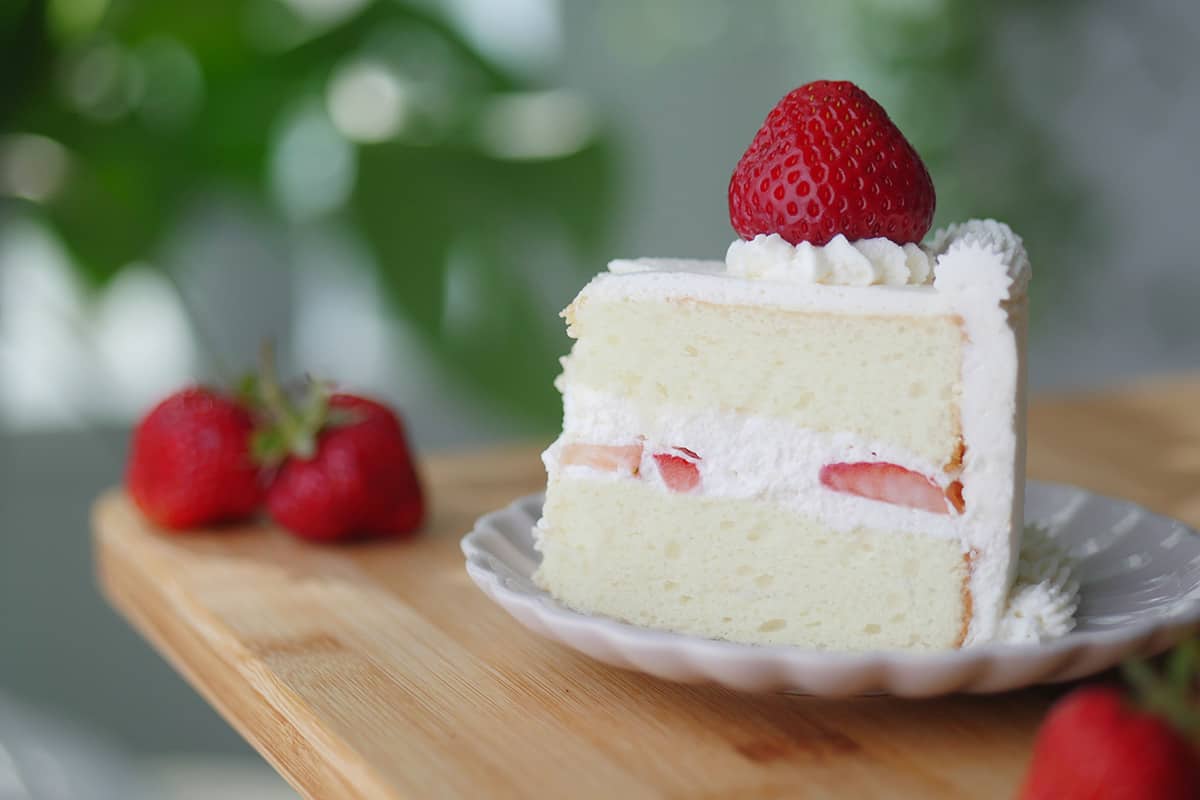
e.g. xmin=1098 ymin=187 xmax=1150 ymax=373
xmin=728 ymin=80 xmax=935 ymax=246
xmin=1019 ymin=641 xmax=1200 ymax=800
xmin=252 ymin=352 xmax=425 ymax=542
xmin=127 ymin=387 xmax=263 ymax=529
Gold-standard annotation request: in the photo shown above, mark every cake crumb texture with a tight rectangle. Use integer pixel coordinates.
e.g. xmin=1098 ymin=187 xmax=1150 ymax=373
xmin=536 ymin=477 xmax=967 ymax=651
xmin=563 ymin=298 xmax=963 ymax=466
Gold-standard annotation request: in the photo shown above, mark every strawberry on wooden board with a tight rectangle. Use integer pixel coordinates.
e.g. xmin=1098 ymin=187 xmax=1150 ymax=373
xmin=251 ymin=350 xmax=425 ymax=543
xmin=729 ymin=80 xmax=935 ymax=247
xmin=126 ymin=387 xmax=263 ymax=529
xmin=1019 ymin=641 xmax=1200 ymax=800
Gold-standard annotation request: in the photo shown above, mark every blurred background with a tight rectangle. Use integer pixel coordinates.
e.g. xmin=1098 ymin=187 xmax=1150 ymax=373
xmin=1 ymin=0 xmax=1197 ymax=796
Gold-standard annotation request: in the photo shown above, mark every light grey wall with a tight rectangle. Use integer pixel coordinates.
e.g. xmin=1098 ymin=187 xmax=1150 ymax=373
xmin=1002 ymin=1 xmax=1200 ymax=385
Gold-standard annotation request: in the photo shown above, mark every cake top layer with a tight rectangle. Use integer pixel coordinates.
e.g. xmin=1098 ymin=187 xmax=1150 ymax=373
xmin=604 ymin=218 xmax=1031 ymax=305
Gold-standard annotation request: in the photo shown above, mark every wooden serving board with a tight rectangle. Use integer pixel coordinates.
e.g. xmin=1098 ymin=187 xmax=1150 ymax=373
xmin=94 ymin=377 xmax=1200 ymax=800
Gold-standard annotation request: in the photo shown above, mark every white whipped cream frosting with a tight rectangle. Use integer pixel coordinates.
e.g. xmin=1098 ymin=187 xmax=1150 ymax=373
xmin=722 ymin=220 xmax=1030 ymax=295
xmin=548 ymin=386 xmax=961 ymax=538
xmin=999 ymin=525 xmax=1079 ymax=642
xmin=929 ymin=219 xmax=1032 ymax=297
xmin=726 ymin=233 xmax=933 ymax=286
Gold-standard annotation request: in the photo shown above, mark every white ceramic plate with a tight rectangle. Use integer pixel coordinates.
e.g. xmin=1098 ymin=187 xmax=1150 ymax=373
xmin=461 ymin=481 xmax=1200 ymax=696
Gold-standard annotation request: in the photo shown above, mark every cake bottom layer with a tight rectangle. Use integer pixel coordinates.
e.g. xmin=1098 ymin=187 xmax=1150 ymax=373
xmin=535 ymin=478 xmax=969 ymax=651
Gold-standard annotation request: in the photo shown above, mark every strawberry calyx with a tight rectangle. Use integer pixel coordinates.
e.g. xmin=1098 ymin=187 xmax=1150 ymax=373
xmin=246 ymin=343 xmax=357 ymax=468
xmin=1122 ymin=639 xmax=1200 ymax=737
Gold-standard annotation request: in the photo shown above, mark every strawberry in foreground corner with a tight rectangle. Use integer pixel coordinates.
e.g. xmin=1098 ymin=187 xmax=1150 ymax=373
xmin=728 ymin=79 xmax=935 ymax=247
xmin=1018 ymin=640 xmax=1200 ymax=800
xmin=127 ymin=387 xmax=263 ymax=529
xmin=250 ymin=350 xmax=425 ymax=543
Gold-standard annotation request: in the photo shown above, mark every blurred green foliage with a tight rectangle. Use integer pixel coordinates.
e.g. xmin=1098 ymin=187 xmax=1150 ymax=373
xmin=1 ymin=0 xmax=1090 ymax=430
xmin=0 ymin=0 xmax=615 ymax=425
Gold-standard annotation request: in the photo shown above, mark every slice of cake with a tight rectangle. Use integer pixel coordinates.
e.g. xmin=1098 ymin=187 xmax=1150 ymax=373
xmin=534 ymin=81 xmax=1031 ymax=651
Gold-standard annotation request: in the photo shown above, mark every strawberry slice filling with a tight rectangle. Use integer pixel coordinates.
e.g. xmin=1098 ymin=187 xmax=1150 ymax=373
xmin=819 ymin=462 xmax=963 ymax=515
xmin=653 ymin=448 xmax=701 ymax=493
xmin=559 ymin=442 xmax=960 ymax=513
xmin=560 ymin=442 xmax=643 ymax=475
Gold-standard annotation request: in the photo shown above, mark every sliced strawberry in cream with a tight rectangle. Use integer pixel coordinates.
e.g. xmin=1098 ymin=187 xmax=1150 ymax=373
xmin=654 ymin=447 xmax=701 ymax=493
xmin=560 ymin=442 xmax=643 ymax=475
xmin=819 ymin=462 xmax=961 ymax=515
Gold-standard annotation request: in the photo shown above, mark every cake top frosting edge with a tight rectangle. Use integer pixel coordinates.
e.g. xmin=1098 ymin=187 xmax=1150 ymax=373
xmin=605 ymin=218 xmax=1031 ymax=301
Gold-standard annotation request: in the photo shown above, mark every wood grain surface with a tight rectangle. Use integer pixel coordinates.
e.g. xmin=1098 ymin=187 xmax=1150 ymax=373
xmin=94 ymin=376 xmax=1200 ymax=800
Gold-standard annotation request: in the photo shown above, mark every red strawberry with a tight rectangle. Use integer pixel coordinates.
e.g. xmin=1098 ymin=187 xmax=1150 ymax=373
xmin=729 ymin=80 xmax=935 ymax=246
xmin=1019 ymin=684 xmax=1200 ymax=800
xmin=263 ymin=393 xmax=425 ymax=542
xmin=126 ymin=387 xmax=262 ymax=529
xmin=819 ymin=462 xmax=957 ymax=514
xmin=654 ymin=448 xmax=701 ymax=493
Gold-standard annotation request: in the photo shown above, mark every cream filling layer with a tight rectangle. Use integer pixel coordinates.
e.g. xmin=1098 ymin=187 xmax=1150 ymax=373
xmin=547 ymin=385 xmax=961 ymax=537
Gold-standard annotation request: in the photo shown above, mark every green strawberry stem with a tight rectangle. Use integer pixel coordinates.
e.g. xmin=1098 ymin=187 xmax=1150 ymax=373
xmin=1122 ymin=638 xmax=1200 ymax=736
xmin=247 ymin=341 xmax=361 ymax=468
xmin=251 ymin=342 xmax=326 ymax=465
